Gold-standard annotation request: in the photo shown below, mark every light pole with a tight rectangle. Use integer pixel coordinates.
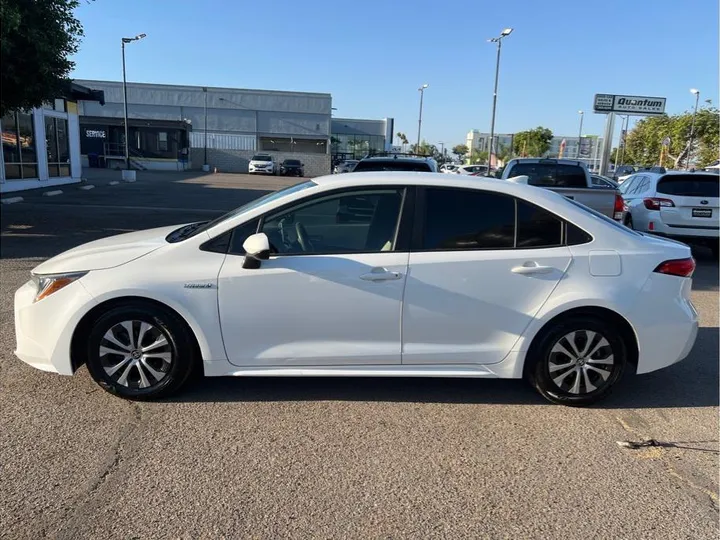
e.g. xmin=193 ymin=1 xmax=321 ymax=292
xmin=417 ymin=84 xmax=428 ymax=154
xmin=686 ymin=88 xmax=700 ymax=170
xmin=487 ymin=28 xmax=513 ymax=168
xmin=577 ymin=110 xmax=584 ymax=159
xmin=614 ymin=114 xmax=629 ymax=172
xmin=121 ymin=33 xmax=146 ymax=170
xmin=203 ymin=87 xmax=208 ymax=170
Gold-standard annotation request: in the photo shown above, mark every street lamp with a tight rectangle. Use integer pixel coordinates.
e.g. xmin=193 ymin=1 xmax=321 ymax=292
xmin=121 ymin=33 xmax=146 ymax=170
xmin=487 ymin=28 xmax=513 ymax=168
xmin=202 ymin=87 xmax=208 ymax=170
xmin=417 ymin=84 xmax=428 ymax=154
xmin=686 ymin=88 xmax=700 ymax=170
xmin=577 ymin=110 xmax=584 ymax=159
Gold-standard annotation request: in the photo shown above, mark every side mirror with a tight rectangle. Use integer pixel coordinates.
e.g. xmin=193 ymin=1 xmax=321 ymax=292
xmin=242 ymin=233 xmax=270 ymax=269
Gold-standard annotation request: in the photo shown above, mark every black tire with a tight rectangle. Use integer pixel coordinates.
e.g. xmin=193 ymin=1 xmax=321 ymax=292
xmin=624 ymin=214 xmax=634 ymax=229
xmin=526 ymin=315 xmax=628 ymax=406
xmin=710 ymin=242 xmax=719 ymax=260
xmin=85 ymin=302 xmax=196 ymax=400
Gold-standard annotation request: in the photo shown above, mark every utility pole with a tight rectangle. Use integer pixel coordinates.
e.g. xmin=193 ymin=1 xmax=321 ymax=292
xmin=121 ymin=33 xmax=146 ymax=171
xmin=417 ymin=84 xmax=428 ymax=154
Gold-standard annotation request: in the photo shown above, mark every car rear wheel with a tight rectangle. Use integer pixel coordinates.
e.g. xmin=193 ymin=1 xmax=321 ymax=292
xmin=85 ymin=303 xmax=196 ymax=400
xmin=528 ymin=316 xmax=627 ymax=406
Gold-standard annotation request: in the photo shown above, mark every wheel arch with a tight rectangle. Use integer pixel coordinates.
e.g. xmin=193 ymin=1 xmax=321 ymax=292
xmin=521 ymin=305 xmax=639 ymax=378
xmin=70 ymin=296 xmax=204 ymax=374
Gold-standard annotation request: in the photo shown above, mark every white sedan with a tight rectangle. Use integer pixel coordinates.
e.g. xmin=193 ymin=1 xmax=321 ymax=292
xmin=14 ymin=173 xmax=698 ymax=406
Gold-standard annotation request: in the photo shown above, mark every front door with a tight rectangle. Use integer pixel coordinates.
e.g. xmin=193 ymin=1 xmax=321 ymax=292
xmin=218 ymin=187 xmax=409 ymax=366
xmin=402 ymin=187 xmax=572 ymax=365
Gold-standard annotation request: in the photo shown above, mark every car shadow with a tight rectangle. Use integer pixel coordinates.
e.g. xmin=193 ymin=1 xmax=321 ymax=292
xmin=169 ymin=327 xmax=718 ymax=409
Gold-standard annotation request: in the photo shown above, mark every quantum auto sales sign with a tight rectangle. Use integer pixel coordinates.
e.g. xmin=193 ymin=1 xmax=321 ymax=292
xmin=593 ymin=94 xmax=666 ymax=116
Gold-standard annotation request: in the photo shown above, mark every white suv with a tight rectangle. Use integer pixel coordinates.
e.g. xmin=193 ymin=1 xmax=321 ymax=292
xmin=619 ymin=171 xmax=719 ymax=256
xmin=249 ymin=154 xmax=275 ymax=175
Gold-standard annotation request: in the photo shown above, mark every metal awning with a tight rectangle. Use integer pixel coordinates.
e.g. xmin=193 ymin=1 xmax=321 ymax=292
xmin=65 ymin=82 xmax=105 ymax=105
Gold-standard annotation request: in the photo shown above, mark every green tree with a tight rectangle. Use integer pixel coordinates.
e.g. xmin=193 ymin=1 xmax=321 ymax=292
xmin=513 ymin=127 xmax=553 ymax=157
xmin=452 ymin=144 xmax=468 ymax=162
xmin=410 ymin=140 xmax=437 ymax=156
xmin=470 ymin=149 xmax=489 ymax=164
xmin=1 ymin=0 xmax=88 ymax=116
xmin=624 ymin=107 xmax=719 ymax=169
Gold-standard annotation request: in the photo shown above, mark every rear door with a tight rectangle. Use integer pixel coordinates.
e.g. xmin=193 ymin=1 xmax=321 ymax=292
xmin=655 ymin=174 xmax=720 ymax=229
xmin=401 ymin=187 xmax=572 ymax=366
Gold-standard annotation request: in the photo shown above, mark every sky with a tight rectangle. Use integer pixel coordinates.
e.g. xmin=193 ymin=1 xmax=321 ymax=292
xmin=70 ymin=0 xmax=719 ymax=148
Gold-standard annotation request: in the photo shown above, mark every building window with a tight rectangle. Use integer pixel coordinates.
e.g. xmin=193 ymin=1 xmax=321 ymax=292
xmin=158 ymin=132 xmax=168 ymax=151
xmin=2 ymin=111 xmax=38 ymax=180
xmin=45 ymin=117 xmax=71 ymax=177
xmin=259 ymin=137 xmax=327 ymax=153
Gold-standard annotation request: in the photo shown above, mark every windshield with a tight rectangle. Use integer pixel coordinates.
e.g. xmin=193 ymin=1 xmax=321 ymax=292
xmin=165 ymin=180 xmax=316 ymax=243
xmin=251 ymin=155 xmax=272 ymax=161
xmin=284 ymin=160 xmax=301 ymax=166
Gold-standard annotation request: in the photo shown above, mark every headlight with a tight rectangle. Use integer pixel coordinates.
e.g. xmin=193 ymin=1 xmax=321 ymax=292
xmin=31 ymin=272 xmax=88 ymax=303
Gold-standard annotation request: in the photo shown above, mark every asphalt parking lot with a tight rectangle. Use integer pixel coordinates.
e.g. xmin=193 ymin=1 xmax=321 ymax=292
xmin=1 ymin=170 xmax=718 ymax=539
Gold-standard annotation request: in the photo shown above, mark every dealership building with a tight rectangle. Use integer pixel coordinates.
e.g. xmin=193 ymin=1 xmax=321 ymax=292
xmin=0 ymin=83 xmax=105 ymax=194
xmin=74 ymin=80 xmax=393 ymax=177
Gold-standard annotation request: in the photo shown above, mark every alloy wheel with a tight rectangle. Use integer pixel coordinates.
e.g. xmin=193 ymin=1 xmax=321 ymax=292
xmin=548 ymin=330 xmax=615 ymax=395
xmin=99 ymin=320 xmax=173 ymax=389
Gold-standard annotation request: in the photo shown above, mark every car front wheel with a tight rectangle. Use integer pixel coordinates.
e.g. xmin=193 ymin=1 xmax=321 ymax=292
xmin=528 ymin=316 xmax=627 ymax=406
xmin=84 ymin=302 xmax=196 ymax=400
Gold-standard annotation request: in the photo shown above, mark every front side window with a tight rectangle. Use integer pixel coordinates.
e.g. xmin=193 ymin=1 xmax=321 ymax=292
xmin=260 ymin=189 xmax=404 ymax=255
xmin=422 ymin=188 xmax=515 ymax=250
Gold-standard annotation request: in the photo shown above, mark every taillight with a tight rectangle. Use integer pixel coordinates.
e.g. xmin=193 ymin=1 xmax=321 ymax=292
xmin=654 ymin=257 xmax=696 ymax=277
xmin=613 ymin=194 xmax=624 ymax=220
xmin=643 ymin=197 xmax=675 ymax=210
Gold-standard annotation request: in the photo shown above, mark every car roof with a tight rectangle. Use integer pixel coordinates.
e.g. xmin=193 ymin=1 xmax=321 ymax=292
xmin=313 ymin=171 xmax=564 ymax=202
xmin=630 ymin=170 xmax=718 ymax=178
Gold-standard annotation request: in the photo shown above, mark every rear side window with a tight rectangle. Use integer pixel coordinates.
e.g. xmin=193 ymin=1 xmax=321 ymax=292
xmin=507 ymin=162 xmax=587 ymax=188
xmin=657 ymin=174 xmax=719 ymax=197
xmin=354 ymin=160 xmax=432 ymax=172
xmin=423 ymin=188 xmax=515 ymax=249
xmin=516 ymin=200 xmax=563 ymax=248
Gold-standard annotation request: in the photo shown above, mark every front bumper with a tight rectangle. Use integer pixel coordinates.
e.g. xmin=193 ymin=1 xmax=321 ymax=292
xmin=249 ymin=165 xmax=274 ymax=174
xmin=14 ymin=278 xmax=97 ymax=375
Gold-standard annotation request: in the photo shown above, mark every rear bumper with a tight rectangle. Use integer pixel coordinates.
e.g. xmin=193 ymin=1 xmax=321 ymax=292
xmin=628 ymin=275 xmax=699 ymax=374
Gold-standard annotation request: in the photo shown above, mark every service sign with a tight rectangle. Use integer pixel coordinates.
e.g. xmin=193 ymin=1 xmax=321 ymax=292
xmin=593 ymin=94 xmax=666 ymax=116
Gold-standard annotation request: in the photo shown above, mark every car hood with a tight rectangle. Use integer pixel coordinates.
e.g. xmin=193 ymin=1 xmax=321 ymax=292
xmin=32 ymin=224 xmax=183 ymax=275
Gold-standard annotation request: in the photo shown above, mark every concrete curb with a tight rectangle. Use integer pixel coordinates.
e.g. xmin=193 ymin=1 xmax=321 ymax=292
xmin=122 ymin=178 xmax=137 ymax=183
xmin=109 ymin=181 xmax=120 ymax=186
xmin=79 ymin=185 xmax=95 ymax=190
xmin=43 ymin=190 xmax=63 ymax=197
xmin=1 ymin=196 xmax=24 ymax=204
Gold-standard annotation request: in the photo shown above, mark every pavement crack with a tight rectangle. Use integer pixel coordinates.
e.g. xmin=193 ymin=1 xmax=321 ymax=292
xmin=51 ymin=401 xmax=145 ymax=539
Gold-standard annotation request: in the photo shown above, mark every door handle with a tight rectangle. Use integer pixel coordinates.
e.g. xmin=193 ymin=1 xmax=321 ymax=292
xmin=512 ymin=262 xmax=554 ymax=275
xmin=360 ymin=267 xmax=403 ymax=281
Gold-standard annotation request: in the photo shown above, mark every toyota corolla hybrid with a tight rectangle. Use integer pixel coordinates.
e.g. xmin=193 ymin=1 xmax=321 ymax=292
xmin=14 ymin=173 xmax=698 ymax=406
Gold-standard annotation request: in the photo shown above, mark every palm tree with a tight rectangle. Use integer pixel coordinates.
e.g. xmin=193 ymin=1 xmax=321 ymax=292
xmin=396 ymin=132 xmax=409 ymax=151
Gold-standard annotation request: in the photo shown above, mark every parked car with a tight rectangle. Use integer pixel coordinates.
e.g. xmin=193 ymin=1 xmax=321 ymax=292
xmin=439 ymin=164 xmax=459 ymax=174
xmin=619 ymin=170 xmax=719 ymax=257
xmin=14 ymin=173 xmax=698 ymax=406
xmin=352 ymin=154 xmax=437 ymax=172
xmin=457 ymin=164 xmax=490 ymax=176
xmin=614 ymin=165 xmax=636 ymax=182
xmin=248 ymin=154 xmax=275 ymax=175
xmin=333 ymin=160 xmax=358 ymax=174
xmin=279 ymin=159 xmax=304 ymax=177
xmin=501 ymin=158 xmax=624 ymax=220
xmin=591 ymin=174 xmax=620 ymax=189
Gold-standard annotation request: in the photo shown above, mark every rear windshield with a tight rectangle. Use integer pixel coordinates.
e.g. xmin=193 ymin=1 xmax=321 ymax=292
xmin=353 ymin=160 xmax=432 ymax=172
xmin=252 ymin=155 xmax=272 ymax=161
xmin=507 ymin=163 xmax=587 ymax=188
xmin=657 ymin=174 xmax=719 ymax=197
